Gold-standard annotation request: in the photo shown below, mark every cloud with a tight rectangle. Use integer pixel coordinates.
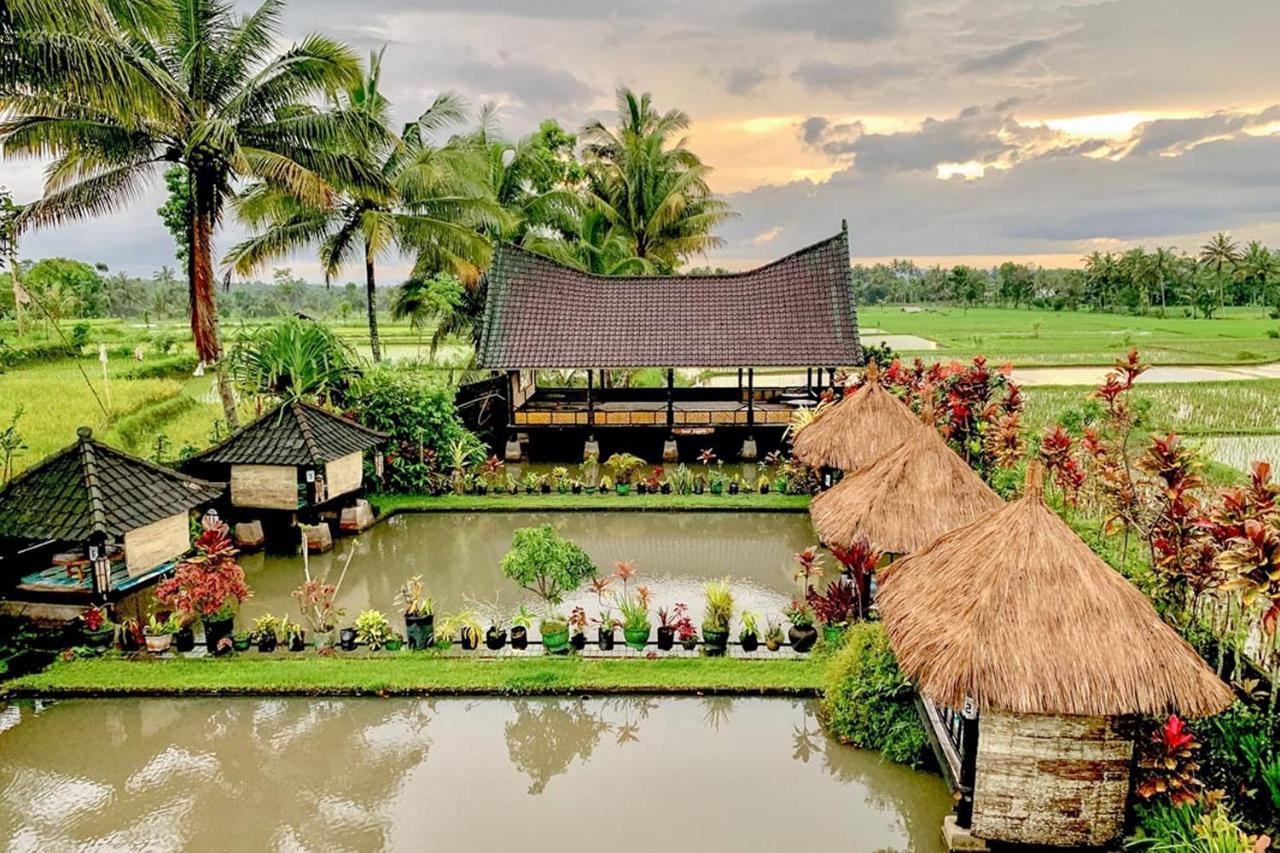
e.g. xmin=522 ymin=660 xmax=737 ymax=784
xmin=1127 ymin=105 xmax=1280 ymax=156
xmin=447 ymin=60 xmax=595 ymax=112
xmin=744 ymin=0 xmax=902 ymax=43
xmin=956 ymin=38 xmax=1051 ymax=74
xmin=790 ymin=60 xmax=917 ymax=93
xmin=751 ymin=226 xmax=783 ymax=245
xmin=723 ymin=65 xmax=770 ymax=97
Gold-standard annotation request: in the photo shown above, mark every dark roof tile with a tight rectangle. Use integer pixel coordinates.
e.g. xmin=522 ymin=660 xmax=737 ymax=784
xmin=189 ymin=399 xmax=387 ymax=466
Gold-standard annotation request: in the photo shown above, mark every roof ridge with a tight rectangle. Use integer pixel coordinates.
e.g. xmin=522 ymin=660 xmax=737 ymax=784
xmin=91 ymin=439 xmax=226 ymax=491
xmin=291 ymin=398 xmax=324 ymax=465
xmin=296 ymin=399 xmax=389 ymax=439
xmin=75 ymin=427 xmax=109 ymax=538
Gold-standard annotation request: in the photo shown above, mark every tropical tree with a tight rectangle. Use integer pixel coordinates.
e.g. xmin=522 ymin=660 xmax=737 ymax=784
xmin=229 ymin=316 xmax=358 ymax=404
xmin=522 ymin=208 xmax=651 ymax=275
xmin=1199 ymin=232 xmax=1241 ymax=311
xmin=227 ymin=49 xmax=501 ymax=362
xmin=0 ymin=0 xmax=372 ymax=425
xmin=1235 ymin=240 xmax=1280 ymax=310
xmin=580 ymin=88 xmax=735 ymax=271
xmin=389 ymin=271 xmax=481 ymax=357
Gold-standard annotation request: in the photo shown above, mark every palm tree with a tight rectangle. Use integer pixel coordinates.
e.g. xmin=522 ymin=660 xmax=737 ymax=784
xmin=1150 ymin=246 xmax=1178 ymax=314
xmin=1 ymin=0 xmax=370 ymax=425
xmin=1120 ymin=247 xmax=1153 ymax=314
xmin=522 ymin=208 xmax=652 ymax=275
xmin=580 ymin=88 xmax=735 ymax=271
xmin=1199 ymin=232 xmax=1241 ymax=312
xmin=227 ymin=49 xmax=501 ymax=363
xmin=1235 ymin=240 xmax=1279 ymax=310
xmin=389 ymin=271 xmax=485 ymax=357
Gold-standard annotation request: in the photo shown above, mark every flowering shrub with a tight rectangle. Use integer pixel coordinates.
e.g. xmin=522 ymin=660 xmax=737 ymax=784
xmin=1136 ymin=715 xmax=1204 ymax=807
xmin=155 ymin=521 xmax=251 ymax=623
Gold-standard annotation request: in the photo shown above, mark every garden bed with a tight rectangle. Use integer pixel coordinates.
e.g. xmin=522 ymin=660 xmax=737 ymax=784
xmin=369 ymin=492 xmax=811 ymax=515
xmin=3 ymin=654 xmax=823 ymax=697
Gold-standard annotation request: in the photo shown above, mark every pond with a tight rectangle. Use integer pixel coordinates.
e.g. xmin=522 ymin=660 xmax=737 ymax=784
xmin=0 ymin=697 xmax=950 ymax=852
xmin=238 ymin=511 xmax=818 ymax=633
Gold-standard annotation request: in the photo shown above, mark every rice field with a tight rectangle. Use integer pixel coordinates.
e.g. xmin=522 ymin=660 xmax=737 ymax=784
xmin=1022 ymin=379 xmax=1280 ymax=436
xmin=1200 ymin=435 xmax=1280 ymax=473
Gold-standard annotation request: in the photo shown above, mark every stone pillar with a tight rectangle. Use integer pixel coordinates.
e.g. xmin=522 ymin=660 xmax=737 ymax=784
xmin=740 ymin=435 xmax=758 ymax=461
xmin=662 ymin=439 xmax=679 ymax=462
xmin=583 ymin=435 xmax=600 ymax=462
xmin=504 ymin=436 xmax=523 ymax=462
xmin=233 ymin=520 xmax=266 ymax=550
xmin=301 ymin=523 xmax=333 ymax=553
xmin=339 ymin=499 xmax=375 ymax=533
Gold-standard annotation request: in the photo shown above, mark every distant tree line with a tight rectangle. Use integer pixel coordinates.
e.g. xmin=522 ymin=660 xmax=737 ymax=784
xmin=854 ymin=234 xmax=1280 ymax=318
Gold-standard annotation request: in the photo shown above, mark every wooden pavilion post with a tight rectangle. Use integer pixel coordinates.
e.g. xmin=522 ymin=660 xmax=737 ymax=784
xmin=747 ymin=368 xmax=755 ymax=426
xmin=956 ymin=699 xmax=980 ymax=828
xmin=666 ymin=369 xmax=675 ymax=429
xmin=587 ymin=369 xmax=595 ymax=426
xmin=806 ymin=367 xmax=813 ymax=395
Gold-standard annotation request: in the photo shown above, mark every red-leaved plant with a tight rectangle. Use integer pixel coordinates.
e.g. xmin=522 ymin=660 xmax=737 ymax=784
xmin=1135 ymin=715 xmax=1203 ymax=807
xmin=829 ymin=536 xmax=880 ymax=621
xmin=155 ymin=520 xmax=251 ymax=623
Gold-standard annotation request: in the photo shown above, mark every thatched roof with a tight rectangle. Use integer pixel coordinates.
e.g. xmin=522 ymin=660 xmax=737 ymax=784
xmin=809 ymin=421 xmax=1003 ymax=553
xmin=790 ymin=363 xmax=922 ymax=472
xmin=876 ymin=464 xmax=1234 ymax=718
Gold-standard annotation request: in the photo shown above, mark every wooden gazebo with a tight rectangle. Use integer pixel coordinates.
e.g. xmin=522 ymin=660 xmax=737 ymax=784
xmin=790 ymin=362 xmax=921 ymax=473
xmin=185 ymin=399 xmax=386 ymax=512
xmin=877 ymin=464 xmax=1234 ymax=848
xmin=473 ymin=226 xmax=862 ymax=459
xmin=0 ymin=427 xmax=224 ymax=616
xmin=808 ymin=421 xmax=1002 ymax=553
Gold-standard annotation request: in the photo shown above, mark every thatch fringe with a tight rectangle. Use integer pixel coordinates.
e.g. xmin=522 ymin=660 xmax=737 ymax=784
xmin=808 ymin=422 xmax=1003 ymax=553
xmin=876 ymin=465 xmax=1235 ymax=718
xmin=790 ymin=365 xmax=922 ymax=472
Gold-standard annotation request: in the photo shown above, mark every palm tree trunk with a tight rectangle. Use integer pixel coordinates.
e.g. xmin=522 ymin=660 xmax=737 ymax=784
xmin=365 ymin=248 xmax=381 ymax=363
xmin=189 ymin=182 xmax=239 ymax=429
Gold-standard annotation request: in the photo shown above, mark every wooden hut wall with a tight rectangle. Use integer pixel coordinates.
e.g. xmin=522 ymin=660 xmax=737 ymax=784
xmin=231 ymin=464 xmax=300 ymax=509
xmin=324 ymin=451 xmax=364 ymax=499
xmin=123 ymin=513 xmax=190 ymax=576
xmin=512 ymin=370 xmax=535 ymax=409
xmin=971 ymin=711 xmax=1131 ymax=847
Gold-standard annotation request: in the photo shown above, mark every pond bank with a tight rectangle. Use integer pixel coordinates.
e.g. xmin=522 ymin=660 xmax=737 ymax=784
xmin=368 ymin=492 xmax=811 ymax=514
xmin=3 ymin=656 xmax=823 ymax=697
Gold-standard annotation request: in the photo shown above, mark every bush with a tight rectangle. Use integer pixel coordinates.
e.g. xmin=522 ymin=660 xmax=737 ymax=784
xmin=500 ymin=524 xmax=597 ymax=609
xmin=820 ymin=621 xmax=929 ymax=767
xmin=346 ymin=366 xmax=478 ymax=493
xmin=123 ymin=353 xmax=198 ymax=380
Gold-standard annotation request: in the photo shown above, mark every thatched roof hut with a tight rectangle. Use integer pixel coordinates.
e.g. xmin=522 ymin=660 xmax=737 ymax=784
xmin=877 ymin=463 xmax=1233 ymax=717
xmin=790 ymin=362 xmax=921 ymax=472
xmin=808 ymin=421 xmax=1002 ymax=553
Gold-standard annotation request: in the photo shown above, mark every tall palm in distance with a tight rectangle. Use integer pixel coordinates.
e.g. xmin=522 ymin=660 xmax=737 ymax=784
xmin=1199 ymin=232 xmax=1241 ymax=312
xmin=0 ymin=0 xmax=372 ymax=425
xmin=1236 ymin=240 xmax=1279 ymax=309
xmin=581 ymin=87 xmax=735 ymax=272
xmin=226 ymin=49 xmax=503 ymax=362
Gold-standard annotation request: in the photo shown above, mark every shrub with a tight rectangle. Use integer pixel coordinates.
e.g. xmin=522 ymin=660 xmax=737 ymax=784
xmin=500 ymin=524 xmax=597 ymax=608
xmin=346 ymin=366 xmax=479 ymax=493
xmin=820 ymin=621 xmax=929 ymax=767
xmin=123 ymin=353 xmax=198 ymax=380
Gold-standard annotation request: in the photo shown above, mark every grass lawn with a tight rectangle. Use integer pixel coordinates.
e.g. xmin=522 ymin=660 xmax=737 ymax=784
xmin=3 ymin=654 xmax=823 ymax=697
xmin=370 ymin=491 xmax=811 ymax=515
xmin=860 ymin=305 xmax=1280 ymax=366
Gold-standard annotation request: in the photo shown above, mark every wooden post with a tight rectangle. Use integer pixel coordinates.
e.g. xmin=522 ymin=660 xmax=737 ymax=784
xmin=957 ymin=699 xmax=979 ymax=828
xmin=747 ymin=368 xmax=755 ymax=427
xmin=666 ymin=368 xmax=674 ymax=429
xmin=587 ymin=369 xmax=595 ymax=426
xmin=737 ymin=367 xmax=744 ymax=400
xmin=506 ymin=371 xmax=517 ymax=427
xmin=806 ymin=367 xmax=813 ymax=396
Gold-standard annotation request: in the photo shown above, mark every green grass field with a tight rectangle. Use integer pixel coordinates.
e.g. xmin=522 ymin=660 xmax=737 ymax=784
xmin=3 ymin=654 xmax=823 ymax=697
xmin=860 ymin=305 xmax=1280 ymax=366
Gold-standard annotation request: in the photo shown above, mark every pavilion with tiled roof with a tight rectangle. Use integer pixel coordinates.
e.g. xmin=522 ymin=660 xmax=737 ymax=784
xmin=0 ymin=427 xmax=224 ymax=606
xmin=185 ymin=399 xmax=387 ymax=511
xmin=474 ymin=225 xmax=862 ymax=456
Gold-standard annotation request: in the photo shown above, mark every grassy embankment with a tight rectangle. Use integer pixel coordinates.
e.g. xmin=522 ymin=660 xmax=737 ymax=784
xmin=370 ymin=492 xmax=811 ymax=515
xmin=3 ymin=655 xmax=823 ymax=697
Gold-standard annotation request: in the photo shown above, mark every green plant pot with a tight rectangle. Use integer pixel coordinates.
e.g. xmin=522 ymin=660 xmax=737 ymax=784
xmin=615 ymin=483 xmax=630 ymax=496
xmin=541 ymin=628 xmax=570 ymax=654
xmin=701 ymin=628 xmax=730 ymax=656
xmin=404 ymin=613 xmax=434 ymax=650
xmin=232 ymin=635 xmax=252 ymax=652
xmin=823 ymin=624 xmax=846 ymax=646
xmin=710 ymin=483 xmax=724 ymax=495
xmin=623 ymin=626 xmax=651 ymax=650
xmin=385 ymin=638 xmax=403 ymax=651
xmin=83 ymin=626 xmax=113 ymax=647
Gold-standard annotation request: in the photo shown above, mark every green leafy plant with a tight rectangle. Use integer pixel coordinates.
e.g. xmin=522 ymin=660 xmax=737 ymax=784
xmin=439 ymin=609 xmax=483 ymax=646
xmin=512 ymin=604 xmax=537 ymax=630
xmin=251 ymin=614 xmax=285 ymax=642
xmin=353 ymin=609 xmax=394 ymax=649
xmin=395 ymin=575 xmax=434 ymax=616
xmin=702 ymin=578 xmax=733 ymax=633
xmin=739 ymin=610 xmax=760 ymax=641
xmin=144 ymin=613 xmax=178 ymax=636
xmin=500 ymin=524 xmax=597 ymax=608
xmin=603 ymin=453 xmax=645 ymax=486
xmin=820 ymin=622 xmax=929 ymax=767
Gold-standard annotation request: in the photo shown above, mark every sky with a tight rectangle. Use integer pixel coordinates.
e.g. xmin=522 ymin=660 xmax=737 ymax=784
xmin=6 ymin=0 xmax=1280 ymax=278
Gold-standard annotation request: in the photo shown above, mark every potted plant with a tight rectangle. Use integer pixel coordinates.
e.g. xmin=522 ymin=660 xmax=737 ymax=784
xmin=567 ymin=606 xmax=588 ymax=650
xmin=619 ymin=593 xmax=651 ymax=650
xmin=757 ymin=476 xmax=771 ymax=495
xmin=570 ymin=479 xmax=584 ymax=495
xmin=155 ymin=519 xmax=251 ymax=654
xmin=174 ymin=618 xmax=196 ymax=653
xmin=486 ymin=617 xmax=508 ymax=650
xmin=506 ymin=473 xmax=519 ymax=495
xmin=739 ymin=610 xmax=761 ymax=652
xmin=354 ymin=609 xmax=394 ymax=651
xmin=604 ymin=453 xmax=644 ymax=495
xmin=545 ymin=612 xmax=572 ymax=654
xmin=80 ymin=606 xmax=114 ymax=647
xmin=396 ymin=575 xmax=435 ymax=650
xmin=253 ymin=614 xmax=282 ymax=652
xmin=116 ymin=617 xmax=143 ymax=652
xmin=143 ymin=612 xmax=177 ymax=654
xmin=438 ymin=610 xmax=482 ymax=650
xmin=511 ymin=605 xmax=534 ymax=650
xmin=500 ymin=524 xmax=598 ymax=656
xmin=282 ymin=617 xmax=306 ymax=652
xmin=551 ymin=466 xmax=570 ymax=494
xmin=728 ymin=476 xmax=740 ymax=495
xmin=764 ymin=620 xmax=785 ymax=652
xmin=595 ymin=609 xmax=619 ymax=650
xmin=656 ymin=604 xmax=683 ymax=651
xmin=809 ymin=577 xmax=857 ymax=646
xmin=785 ymin=599 xmax=818 ymax=652
xmin=701 ymin=579 xmax=733 ymax=656
xmin=677 ymin=615 xmax=699 ymax=651
xmin=339 ymin=626 xmax=358 ymax=651
xmin=293 ymin=572 xmax=345 ymax=653
xmin=384 ymin=633 xmax=404 ymax=651
xmin=232 ymin=630 xmax=253 ymax=652
xmin=708 ymin=465 xmax=728 ymax=495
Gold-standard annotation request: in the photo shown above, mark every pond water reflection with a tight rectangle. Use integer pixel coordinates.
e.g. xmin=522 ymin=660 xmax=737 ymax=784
xmin=239 ymin=511 xmax=818 ymax=631
xmin=0 ymin=698 xmax=948 ymax=852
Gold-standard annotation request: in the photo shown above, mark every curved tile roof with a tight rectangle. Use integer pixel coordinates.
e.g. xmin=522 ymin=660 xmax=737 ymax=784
xmin=189 ymin=399 xmax=387 ymax=467
xmin=476 ymin=228 xmax=862 ymax=369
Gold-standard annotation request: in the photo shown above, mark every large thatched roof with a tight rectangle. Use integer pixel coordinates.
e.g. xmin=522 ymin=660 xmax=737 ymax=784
xmin=809 ymin=421 xmax=1003 ymax=553
xmin=790 ymin=364 xmax=921 ymax=472
xmin=877 ymin=464 xmax=1234 ymax=718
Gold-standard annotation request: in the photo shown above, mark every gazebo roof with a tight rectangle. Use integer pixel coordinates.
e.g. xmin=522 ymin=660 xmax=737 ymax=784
xmin=0 ymin=427 xmax=224 ymax=542
xmin=790 ymin=363 xmax=921 ymax=471
xmin=475 ymin=228 xmax=862 ymax=369
xmin=189 ymin=399 xmax=387 ymax=467
xmin=876 ymin=465 xmax=1234 ymax=717
xmin=809 ymin=421 xmax=1003 ymax=553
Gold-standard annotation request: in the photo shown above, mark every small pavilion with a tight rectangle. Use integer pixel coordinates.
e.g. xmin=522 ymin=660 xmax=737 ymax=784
xmin=808 ymin=421 xmax=1003 ymax=554
xmin=877 ymin=464 xmax=1234 ymax=848
xmin=473 ymin=226 xmax=862 ymax=459
xmin=0 ymin=427 xmax=224 ymax=616
xmin=790 ymin=361 xmax=921 ymax=474
xmin=185 ymin=399 xmax=387 ymax=512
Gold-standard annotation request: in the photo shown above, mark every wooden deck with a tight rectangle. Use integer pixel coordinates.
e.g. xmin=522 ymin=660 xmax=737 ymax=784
xmin=514 ymin=398 xmax=796 ymax=428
